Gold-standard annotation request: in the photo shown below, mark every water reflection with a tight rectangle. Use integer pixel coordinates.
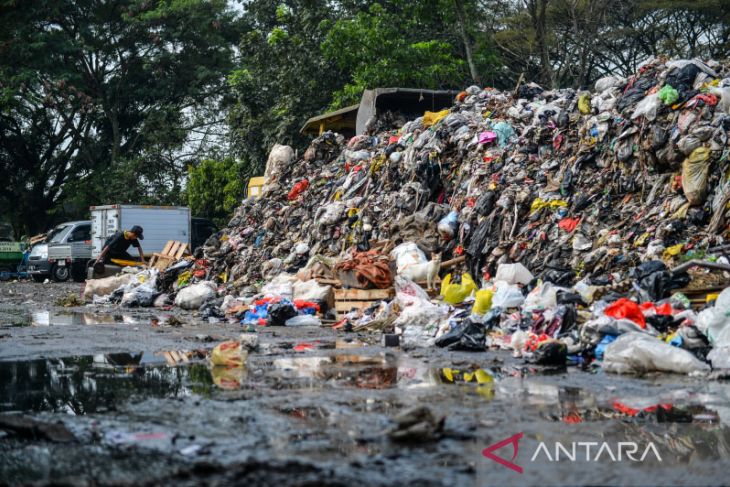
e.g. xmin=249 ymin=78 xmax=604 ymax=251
xmin=0 ymin=351 xmax=212 ymax=415
xmin=30 ymin=310 xmax=142 ymax=326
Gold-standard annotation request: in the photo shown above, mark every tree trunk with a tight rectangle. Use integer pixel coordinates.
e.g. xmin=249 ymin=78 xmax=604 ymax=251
xmin=454 ymin=0 xmax=481 ymax=85
xmin=526 ymin=0 xmax=553 ymax=88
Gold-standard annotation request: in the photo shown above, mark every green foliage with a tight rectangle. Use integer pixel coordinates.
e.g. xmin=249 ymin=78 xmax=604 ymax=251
xmin=322 ymin=2 xmax=470 ymax=108
xmin=227 ymin=0 xmax=349 ymax=168
xmin=187 ymin=158 xmax=248 ymax=226
xmin=0 ymin=0 xmax=238 ymax=234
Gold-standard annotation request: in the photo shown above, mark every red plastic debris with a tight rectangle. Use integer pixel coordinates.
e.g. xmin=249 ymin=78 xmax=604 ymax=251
xmin=605 ymin=298 xmax=646 ymax=328
xmin=287 ymin=179 xmax=309 ymax=200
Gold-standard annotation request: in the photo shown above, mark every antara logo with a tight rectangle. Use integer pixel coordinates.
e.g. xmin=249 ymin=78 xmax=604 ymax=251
xmin=483 ymin=433 xmax=662 ymax=473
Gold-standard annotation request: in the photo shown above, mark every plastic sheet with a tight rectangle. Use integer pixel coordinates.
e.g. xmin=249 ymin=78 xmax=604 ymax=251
xmin=603 ymin=332 xmax=710 ymax=374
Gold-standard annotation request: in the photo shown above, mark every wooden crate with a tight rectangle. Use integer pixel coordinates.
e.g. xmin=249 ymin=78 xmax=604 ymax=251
xmin=148 ymin=240 xmax=190 ymax=270
xmin=334 ymin=288 xmax=394 ymax=318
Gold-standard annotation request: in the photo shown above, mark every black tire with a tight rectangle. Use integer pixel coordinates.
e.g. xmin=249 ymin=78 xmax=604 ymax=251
xmin=51 ymin=264 xmax=70 ymax=282
xmin=31 ymin=274 xmax=45 ymax=283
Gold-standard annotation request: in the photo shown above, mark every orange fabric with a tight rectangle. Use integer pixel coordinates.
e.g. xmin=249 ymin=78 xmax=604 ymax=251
xmin=334 ymin=249 xmax=392 ymax=289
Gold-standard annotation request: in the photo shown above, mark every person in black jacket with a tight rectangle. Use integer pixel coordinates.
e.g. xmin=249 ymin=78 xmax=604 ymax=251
xmin=98 ymin=225 xmax=146 ymax=264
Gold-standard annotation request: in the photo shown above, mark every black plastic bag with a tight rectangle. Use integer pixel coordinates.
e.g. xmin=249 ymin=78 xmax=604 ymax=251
xmin=268 ymin=302 xmax=298 ymax=326
xmin=532 ymin=341 xmax=567 ymax=365
xmin=435 ymin=319 xmax=486 ymax=351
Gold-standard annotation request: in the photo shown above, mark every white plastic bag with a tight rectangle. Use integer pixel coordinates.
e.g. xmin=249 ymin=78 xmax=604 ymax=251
xmin=631 ymin=93 xmax=661 ymax=121
xmin=495 ymin=263 xmax=533 ymax=285
xmin=260 ymin=273 xmax=295 ymax=299
xmin=523 ymin=282 xmax=561 ymax=310
xmin=594 ymin=75 xmax=625 ymax=92
xmin=696 ymin=306 xmax=730 ymax=344
xmin=285 ymin=315 xmax=322 ymax=327
xmin=174 ymin=282 xmax=216 ymax=310
xmin=390 ymin=242 xmax=427 ymax=273
xmin=491 ymin=282 xmax=525 ymax=308
xmin=83 ymin=274 xmax=134 ymax=301
xmin=293 ymin=279 xmax=332 ymax=302
xmin=394 ymin=276 xmax=431 ymax=307
xmin=708 ymin=346 xmax=730 ymax=369
xmin=121 ymin=283 xmax=159 ymax=307
xmin=603 ymin=332 xmax=710 ymax=374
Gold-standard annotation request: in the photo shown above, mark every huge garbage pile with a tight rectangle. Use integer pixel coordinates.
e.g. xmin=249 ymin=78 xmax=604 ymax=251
xmin=88 ymin=57 xmax=730 ymax=375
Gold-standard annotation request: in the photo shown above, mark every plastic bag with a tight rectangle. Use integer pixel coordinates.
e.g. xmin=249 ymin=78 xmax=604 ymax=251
xmin=390 ymin=242 xmax=427 ymax=273
xmin=492 ymin=121 xmax=514 ymax=147
xmin=261 ymin=273 xmax=295 ymax=299
xmin=394 ymin=276 xmax=431 ymax=307
xmin=523 ymin=282 xmax=559 ymax=310
xmin=285 ymin=315 xmax=322 ymax=327
xmin=293 ymin=279 xmax=332 ymax=302
xmin=478 ymin=131 xmax=497 ymax=145
xmin=435 ymin=318 xmax=485 ymax=351
xmin=437 ymin=211 xmax=459 ymax=240
xmin=211 ymin=341 xmax=248 ymax=367
xmin=604 ymin=298 xmax=646 ymax=328
xmin=472 ymin=289 xmax=494 ymax=314
xmin=695 ymin=306 xmax=730 ymax=345
xmin=491 ymin=282 xmax=525 ymax=308
xmin=631 ymin=93 xmax=661 ymax=121
xmin=681 ymin=146 xmax=711 ymax=206
xmin=495 ymin=263 xmax=533 ymax=285
xmin=287 ymin=179 xmax=309 ymax=200
xmin=658 ymin=85 xmax=679 ymax=105
xmin=578 ymin=93 xmax=591 ymax=114
xmin=121 ymin=284 xmax=159 ymax=307
xmin=603 ymin=332 xmax=710 ymax=374
xmin=440 ymin=273 xmax=477 ymax=304
xmin=594 ymin=75 xmax=625 ymax=92
xmin=422 ymin=109 xmax=449 ymax=127
xmin=268 ymin=301 xmax=298 ymax=326
xmin=174 ymin=282 xmax=216 ymax=310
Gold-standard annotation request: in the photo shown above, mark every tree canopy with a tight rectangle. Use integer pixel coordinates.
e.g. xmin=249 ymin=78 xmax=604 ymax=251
xmin=1 ymin=0 xmax=725 ymax=234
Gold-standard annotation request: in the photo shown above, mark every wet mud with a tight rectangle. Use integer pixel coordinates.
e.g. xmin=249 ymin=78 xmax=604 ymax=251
xmin=1 ymin=282 xmax=730 ymax=486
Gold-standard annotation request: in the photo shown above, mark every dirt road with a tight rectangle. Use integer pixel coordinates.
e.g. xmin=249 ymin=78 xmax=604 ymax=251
xmin=1 ymin=281 xmax=729 ymax=486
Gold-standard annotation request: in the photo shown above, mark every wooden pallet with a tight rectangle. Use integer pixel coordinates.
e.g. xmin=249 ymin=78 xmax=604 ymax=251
xmin=148 ymin=240 xmax=190 ymax=270
xmin=334 ymin=288 xmax=394 ymax=318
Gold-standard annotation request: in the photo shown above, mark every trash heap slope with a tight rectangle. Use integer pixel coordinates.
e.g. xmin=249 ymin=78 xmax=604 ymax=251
xmin=203 ymin=58 xmax=730 ymax=290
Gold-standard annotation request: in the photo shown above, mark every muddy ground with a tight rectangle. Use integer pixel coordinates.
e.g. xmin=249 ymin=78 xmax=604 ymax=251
xmin=1 ymin=280 xmax=730 ymax=486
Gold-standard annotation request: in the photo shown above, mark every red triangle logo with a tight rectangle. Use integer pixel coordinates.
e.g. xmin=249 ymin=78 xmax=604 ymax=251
xmin=482 ymin=432 xmax=524 ymax=474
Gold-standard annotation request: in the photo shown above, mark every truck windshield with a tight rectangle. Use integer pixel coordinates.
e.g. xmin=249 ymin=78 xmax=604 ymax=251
xmin=49 ymin=225 xmax=72 ymax=243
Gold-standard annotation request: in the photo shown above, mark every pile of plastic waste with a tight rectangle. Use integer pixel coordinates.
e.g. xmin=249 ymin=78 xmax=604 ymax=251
xmin=85 ymin=57 xmax=730 ymax=375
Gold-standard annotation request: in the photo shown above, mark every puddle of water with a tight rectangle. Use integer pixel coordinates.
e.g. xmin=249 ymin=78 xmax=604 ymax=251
xmin=0 ymin=310 xmax=33 ymax=328
xmin=29 ymin=310 xmax=143 ymax=326
xmin=2 ymin=348 xmax=727 ymax=431
xmin=0 ymin=351 xmax=213 ymax=415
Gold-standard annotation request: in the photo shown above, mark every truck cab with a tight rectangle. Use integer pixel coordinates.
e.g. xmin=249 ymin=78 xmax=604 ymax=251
xmin=28 ymin=221 xmax=91 ymax=282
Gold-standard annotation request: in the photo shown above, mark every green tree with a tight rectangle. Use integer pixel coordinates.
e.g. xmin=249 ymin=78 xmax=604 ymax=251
xmin=187 ymin=158 xmax=248 ymax=226
xmin=322 ymin=1 xmax=501 ymax=108
xmin=227 ymin=0 xmax=350 ymax=171
xmin=0 ymin=0 xmax=238 ymax=235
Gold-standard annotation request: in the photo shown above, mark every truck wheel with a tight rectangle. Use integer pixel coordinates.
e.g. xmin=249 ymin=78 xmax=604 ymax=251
xmin=32 ymin=275 xmax=45 ymax=283
xmin=52 ymin=264 xmax=70 ymax=282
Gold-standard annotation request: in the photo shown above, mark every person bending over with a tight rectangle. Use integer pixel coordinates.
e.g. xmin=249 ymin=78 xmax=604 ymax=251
xmin=98 ymin=225 xmax=145 ymax=264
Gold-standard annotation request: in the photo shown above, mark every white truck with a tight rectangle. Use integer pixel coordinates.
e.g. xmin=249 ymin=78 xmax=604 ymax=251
xmin=90 ymin=205 xmax=191 ymax=259
xmin=45 ymin=205 xmax=192 ymax=282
